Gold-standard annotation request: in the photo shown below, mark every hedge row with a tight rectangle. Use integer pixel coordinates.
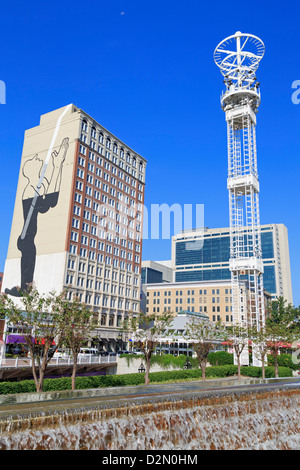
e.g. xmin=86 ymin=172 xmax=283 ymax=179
xmin=0 ymin=365 xmax=293 ymax=395
xmin=207 ymin=351 xmax=234 ymax=366
xmin=267 ymin=353 xmax=300 ymax=371
xmin=208 ymin=351 xmax=300 ymax=370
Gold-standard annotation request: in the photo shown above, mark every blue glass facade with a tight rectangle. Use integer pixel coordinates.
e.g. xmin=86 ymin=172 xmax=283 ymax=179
xmin=175 ymin=229 xmax=277 ymax=295
xmin=176 ymin=268 xmax=231 ymax=283
xmin=141 ymin=267 xmax=163 ymax=285
xmin=175 ymin=236 xmax=230 ymax=267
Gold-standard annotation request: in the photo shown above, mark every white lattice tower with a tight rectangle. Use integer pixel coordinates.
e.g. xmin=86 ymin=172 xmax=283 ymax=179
xmin=214 ymin=31 xmax=265 ymax=331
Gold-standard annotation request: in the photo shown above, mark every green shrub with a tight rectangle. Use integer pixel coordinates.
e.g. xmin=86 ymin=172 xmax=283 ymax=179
xmin=240 ymin=366 xmax=262 ymax=378
xmin=207 ymin=365 xmax=237 ymax=377
xmin=264 ymin=366 xmax=293 ymax=378
xmin=150 ymin=354 xmax=198 ymax=369
xmin=119 ymin=353 xmax=199 ymax=370
xmin=208 ymin=351 xmax=234 ymax=366
xmin=0 ymin=364 xmax=293 ymax=395
xmin=239 ymin=366 xmax=293 ymax=378
xmin=267 ymin=353 xmax=299 ymax=370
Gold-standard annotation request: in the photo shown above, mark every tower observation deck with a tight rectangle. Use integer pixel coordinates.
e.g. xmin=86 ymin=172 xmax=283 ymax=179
xmin=214 ymin=31 xmax=265 ymax=330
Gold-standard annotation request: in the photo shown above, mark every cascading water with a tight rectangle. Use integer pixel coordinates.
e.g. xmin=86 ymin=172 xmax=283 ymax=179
xmin=0 ymin=386 xmax=299 ymax=450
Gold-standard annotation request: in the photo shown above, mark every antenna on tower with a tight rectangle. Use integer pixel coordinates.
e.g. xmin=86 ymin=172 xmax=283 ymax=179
xmin=214 ymin=31 xmax=265 ymax=89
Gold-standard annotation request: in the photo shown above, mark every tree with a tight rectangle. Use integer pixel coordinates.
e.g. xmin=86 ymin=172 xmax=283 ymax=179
xmin=124 ymin=311 xmax=173 ymax=385
xmin=57 ymin=293 xmax=96 ymax=391
xmin=269 ymin=297 xmax=295 ymax=325
xmin=185 ymin=318 xmax=226 ymax=381
xmin=227 ymin=324 xmax=249 ymax=379
xmin=265 ymin=323 xmax=296 ymax=378
xmin=0 ymin=286 xmax=63 ymax=392
xmin=266 ymin=297 xmax=300 ymax=378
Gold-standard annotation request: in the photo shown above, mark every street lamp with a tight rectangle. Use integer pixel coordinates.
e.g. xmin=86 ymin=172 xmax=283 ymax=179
xmin=138 ymin=362 xmax=146 ymax=373
xmin=183 ymin=358 xmax=192 ymax=370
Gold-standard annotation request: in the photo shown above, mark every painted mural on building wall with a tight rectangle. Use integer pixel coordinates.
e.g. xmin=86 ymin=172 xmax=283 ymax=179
xmin=5 ymin=137 xmax=69 ymax=297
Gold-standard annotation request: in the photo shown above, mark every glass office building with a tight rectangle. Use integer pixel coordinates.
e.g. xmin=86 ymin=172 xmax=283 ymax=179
xmin=172 ymin=224 xmax=293 ymax=304
xmin=140 ymin=260 xmax=173 ymax=313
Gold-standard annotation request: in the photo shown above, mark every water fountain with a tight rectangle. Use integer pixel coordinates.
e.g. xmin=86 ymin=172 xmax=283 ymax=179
xmin=0 ymin=379 xmax=299 ymax=450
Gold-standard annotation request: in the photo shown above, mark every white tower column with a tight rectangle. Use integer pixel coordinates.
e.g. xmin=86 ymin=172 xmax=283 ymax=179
xmin=214 ymin=31 xmax=265 ymax=332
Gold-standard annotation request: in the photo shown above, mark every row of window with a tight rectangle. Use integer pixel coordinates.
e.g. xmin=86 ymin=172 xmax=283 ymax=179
xmin=68 ymin=257 xmax=138 ymax=279
xmin=79 ymin=128 xmax=145 ymax=182
xmin=82 ymin=119 xmax=144 ymax=167
xmin=66 ymin=273 xmax=139 ymax=297
xmin=68 ymin=247 xmax=140 ymax=272
xmin=68 ymin=258 xmax=139 ymax=281
xmin=148 ymin=301 xmax=232 ymax=311
xmin=66 ymin=289 xmax=139 ymax=312
xmin=75 ymin=178 xmax=143 ymax=205
xmin=73 ymin=200 xmax=143 ymax=224
xmin=175 ymin=232 xmax=275 ymax=267
xmin=148 ymin=288 xmax=232 ymax=296
xmin=77 ymin=169 xmax=143 ymax=201
xmin=148 ymin=297 xmax=233 ymax=305
xmin=147 ymin=306 xmax=233 ymax=319
xmin=78 ymin=154 xmax=144 ymax=192
xmin=71 ymin=229 xmax=141 ymax=258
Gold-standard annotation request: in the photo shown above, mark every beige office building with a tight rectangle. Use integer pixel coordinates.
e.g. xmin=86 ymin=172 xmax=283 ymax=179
xmin=2 ymin=104 xmax=147 ymax=350
xmin=145 ymin=280 xmax=272 ymax=326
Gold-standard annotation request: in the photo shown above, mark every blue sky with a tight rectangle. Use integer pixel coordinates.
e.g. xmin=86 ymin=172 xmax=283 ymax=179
xmin=0 ymin=0 xmax=299 ymax=306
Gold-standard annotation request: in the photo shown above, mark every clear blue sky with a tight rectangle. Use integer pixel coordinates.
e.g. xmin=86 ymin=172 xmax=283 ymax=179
xmin=0 ymin=0 xmax=299 ymax=306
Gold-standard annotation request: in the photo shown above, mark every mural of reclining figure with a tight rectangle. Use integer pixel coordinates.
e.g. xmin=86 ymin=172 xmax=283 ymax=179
xmin=5 ymin=137 xmax=69 ymax=297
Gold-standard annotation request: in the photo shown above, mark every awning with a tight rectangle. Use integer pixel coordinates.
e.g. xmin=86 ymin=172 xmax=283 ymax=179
xmin=6 ymin=334 xmax=27 ymax=344
xmin=6 ymin=335 xmax=55 ymax=346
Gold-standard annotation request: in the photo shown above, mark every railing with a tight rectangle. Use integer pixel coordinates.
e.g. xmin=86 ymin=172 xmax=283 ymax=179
xmin=0 ymin=354 xmax=118 ymax=368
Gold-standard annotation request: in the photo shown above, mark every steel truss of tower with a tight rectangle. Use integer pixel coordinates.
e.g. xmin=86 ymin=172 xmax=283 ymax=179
xmin=214 ymin=31 xmax=266 ymax=331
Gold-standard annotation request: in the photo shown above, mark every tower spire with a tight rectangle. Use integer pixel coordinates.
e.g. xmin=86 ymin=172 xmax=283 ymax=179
xmin=214 ymin=32 xmax=265 ymax=332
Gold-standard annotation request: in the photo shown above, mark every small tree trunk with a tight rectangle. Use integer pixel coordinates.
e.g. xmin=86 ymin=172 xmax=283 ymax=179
xmin=237 ymin=355 xmax=241 ymax=379
xmin=201 ymin=361 xmax=206 ymax=382
xmin=234 ymin=345 xmax=242 ymax=379
xmin=261 ymin=355 xmax=266 ymax=379
xmin=37 ymin=346 xmax=50 ymax=393
xmin=31 ymin=360 xmax=39 ymax=391
xmin=145 ymin=357 xmax=150 ymax=385
xmin=28 ymin=344 xmax=40 ymax=392
xmin=37 ymin=368 xmax=44 ymax=392
xmin=72 ymin=353 xmax=78 ymax=391
xmin=274 ymin=351 xmax=279 ymax=378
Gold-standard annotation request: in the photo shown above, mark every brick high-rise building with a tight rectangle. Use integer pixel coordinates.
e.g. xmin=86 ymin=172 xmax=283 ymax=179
xmin=2 ymin=104 xmax=147 ymax=351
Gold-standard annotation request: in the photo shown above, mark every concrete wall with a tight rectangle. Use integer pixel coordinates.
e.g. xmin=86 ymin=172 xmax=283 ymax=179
xmin=108 ymin=357 xmax=184 ymax=375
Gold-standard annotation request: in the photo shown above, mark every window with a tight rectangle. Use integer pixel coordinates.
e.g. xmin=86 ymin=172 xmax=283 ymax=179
xmin=78 ymin=156 xmax=85 ymax=167
xmin=91 ymin=126 xmax=96 ymax=139
xmin=82 ymin=120 xmax=88 ymax=132
xmin=73 ymin=205 xmax=81 ymax=216
xmin=74 ymin=193 xmax=82 ymax=203
xmin=72 ymin=218 xmax=80 ymax=229
xmin=71 ymin=231 xmax=78 ymax=242
xmin=81 ymin=235 xmax=88 ymax=245
xmin=76 ymin=180 xmax=83 ymax=191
